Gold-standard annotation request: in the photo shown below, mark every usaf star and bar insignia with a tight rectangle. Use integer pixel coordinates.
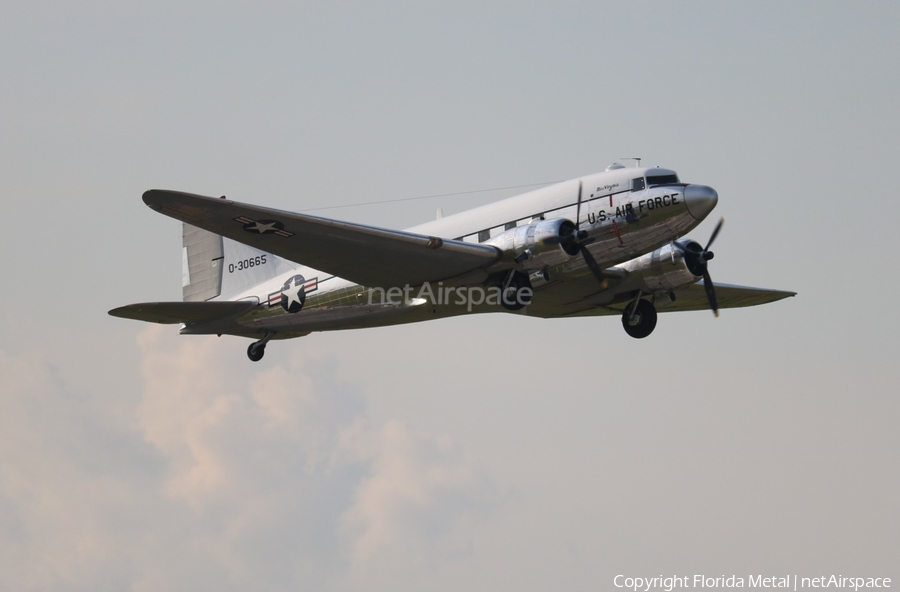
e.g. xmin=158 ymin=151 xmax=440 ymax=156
xmin=234 ymin=216 xmax=294 ymax=237
xmin=266 ymin=275 xmax=319 ymax=314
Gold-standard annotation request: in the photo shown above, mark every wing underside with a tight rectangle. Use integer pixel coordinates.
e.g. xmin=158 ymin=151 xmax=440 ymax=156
xmin=654 ymin=282 xmax=796 ymax=313
xmin=528 ymin=281 xmax=796 ymax=318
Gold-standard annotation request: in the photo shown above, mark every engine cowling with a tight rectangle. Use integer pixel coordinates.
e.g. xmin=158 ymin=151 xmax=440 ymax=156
xmin=615 ymin=241 xmax=702 ymax=293
xmin=485 ymin=218 xmax=580 ymax=272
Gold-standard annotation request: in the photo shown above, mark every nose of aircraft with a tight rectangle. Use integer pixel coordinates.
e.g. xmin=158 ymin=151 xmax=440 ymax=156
xmin=683 ymin=184 xmax=719 ymax=221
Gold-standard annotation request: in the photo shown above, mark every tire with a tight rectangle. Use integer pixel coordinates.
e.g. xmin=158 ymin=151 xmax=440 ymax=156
xmin=621 ymin=299 xmax=657 ymax=339
xmin=247 ymin=343 xmax=265 ymax=362
xmin=500 ymin=272 xmax=532 ymax=311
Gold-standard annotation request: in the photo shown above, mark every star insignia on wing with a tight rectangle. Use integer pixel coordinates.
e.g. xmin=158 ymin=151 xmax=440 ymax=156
xmin=234 ymin=217 xmax=294 ymax=237
xmin=247 ymin=221 xmax=278 ymax=233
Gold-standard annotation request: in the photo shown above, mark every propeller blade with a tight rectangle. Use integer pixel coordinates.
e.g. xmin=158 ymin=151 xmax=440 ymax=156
xmin=580 ymin=245 xmax=609 ymax=290
xmin=704 ymin=217 xmax=724 ymax=251
xmin=702 ymin=269 xmax=719 ymax=317
xmin=575 ymin=180 xmax=583 ymax=231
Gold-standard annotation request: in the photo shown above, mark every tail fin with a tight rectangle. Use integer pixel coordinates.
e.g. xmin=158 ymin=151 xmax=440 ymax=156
xmin=182 ymin=224 xmax=224 ymax=301
xmin=181 ymin=223 xmax=295 ymax=302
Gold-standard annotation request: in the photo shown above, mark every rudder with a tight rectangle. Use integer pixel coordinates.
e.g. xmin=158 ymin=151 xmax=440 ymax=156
xmin=182 ymin=224 xmax=224 ymax=301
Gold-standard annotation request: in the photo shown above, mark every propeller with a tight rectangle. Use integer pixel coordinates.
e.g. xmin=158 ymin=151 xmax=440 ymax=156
xmin=683 ymin=217 xmax=724 ymax=316
xmin=558 ymin=181 xmax=609 ymax=289
xmin=538 ymin=180 xmax=609 ymax=289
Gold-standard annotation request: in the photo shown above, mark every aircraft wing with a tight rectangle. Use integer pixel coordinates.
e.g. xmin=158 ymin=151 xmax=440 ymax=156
xmin=528 ymin=281 xmax=795 ymax=318
xmin=655 ymin=282 xmax=796 ymax=313
xmin=143 ymin=190 xmax=501 ymax=288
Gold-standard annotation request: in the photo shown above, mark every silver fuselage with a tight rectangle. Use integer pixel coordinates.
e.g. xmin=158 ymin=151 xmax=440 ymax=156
xmin=185 ymin=166 xmax=717 ymax=338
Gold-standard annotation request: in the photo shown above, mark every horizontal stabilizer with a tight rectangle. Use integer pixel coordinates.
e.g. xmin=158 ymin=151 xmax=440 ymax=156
xmin=108 ymin=301 xmax=256 ymax=325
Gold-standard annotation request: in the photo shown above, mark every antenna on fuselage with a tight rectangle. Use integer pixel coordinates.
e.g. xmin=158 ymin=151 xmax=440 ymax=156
xmin=620 ymin=157 xmax=642 ymax=168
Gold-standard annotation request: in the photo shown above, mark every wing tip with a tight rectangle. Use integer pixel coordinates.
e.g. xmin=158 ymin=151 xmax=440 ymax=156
xmin=142 ymin=189 xmax=226 ymax=209
xmin=142 ymin=189 xmax=174 ymax=214
xmin=142 ymin=189 xmax=164 ymax=205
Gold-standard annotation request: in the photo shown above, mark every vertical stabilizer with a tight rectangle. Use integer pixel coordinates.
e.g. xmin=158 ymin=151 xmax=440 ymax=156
xmin=182 ymin=224 xmax=224 ymax=301
xmin=219 ymin=238 xmax=295 ymax=299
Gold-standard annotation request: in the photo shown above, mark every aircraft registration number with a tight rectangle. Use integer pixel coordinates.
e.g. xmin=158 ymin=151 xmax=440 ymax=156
xmin=228 ymin=255 xmax=267 ymax=273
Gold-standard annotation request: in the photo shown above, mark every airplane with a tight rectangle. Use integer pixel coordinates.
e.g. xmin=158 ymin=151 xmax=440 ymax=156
xmin=110 ymin=163 xmax=795 ymax=361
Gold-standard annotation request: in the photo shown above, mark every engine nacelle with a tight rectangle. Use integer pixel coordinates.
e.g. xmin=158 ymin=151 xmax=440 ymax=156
xmin=485 ymin=218 xmax=580 ymax=272
xmin=615 ymin=241 xmax=702 ymax=293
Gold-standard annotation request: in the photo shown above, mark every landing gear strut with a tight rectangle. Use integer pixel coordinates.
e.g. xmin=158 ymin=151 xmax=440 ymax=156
xmin=622 ymin=299 xmax=657 ymax=339
xmin=247 ymin=331 xmax=274 ymax=362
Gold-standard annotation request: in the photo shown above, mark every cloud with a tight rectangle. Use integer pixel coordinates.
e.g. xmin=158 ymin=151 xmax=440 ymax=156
xmin=0 ymin=349 xmax=155 ymax=591
xmin=0 ymin=327 xmax=495 ymax=591
xmin=338 ymin=418 xmax=494 ymax=583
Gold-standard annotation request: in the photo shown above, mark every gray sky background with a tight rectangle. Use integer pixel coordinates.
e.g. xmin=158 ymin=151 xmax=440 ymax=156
xmin=1 ymin=2 xmax=898 ymax=590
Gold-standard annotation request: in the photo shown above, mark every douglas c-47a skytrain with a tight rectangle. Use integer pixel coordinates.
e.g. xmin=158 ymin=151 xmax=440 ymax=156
xmin=110 ymin=163 xmax=795 ymax=361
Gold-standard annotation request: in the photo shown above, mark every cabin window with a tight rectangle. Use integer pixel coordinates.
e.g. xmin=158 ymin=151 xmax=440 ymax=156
xmin=505 ymin=221 xmax=516 ymax=231
xmin=477 ymin=229 xmax=490 ymax=243
xmin=646 ymin=174 xmax=679 ymax=186
xmin=631 ymin=177 xmax=645 ymax=191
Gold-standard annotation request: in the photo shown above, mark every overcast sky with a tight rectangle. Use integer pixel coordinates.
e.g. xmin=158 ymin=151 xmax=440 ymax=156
xmin=1 ymin=2 xmax=898 ymax=590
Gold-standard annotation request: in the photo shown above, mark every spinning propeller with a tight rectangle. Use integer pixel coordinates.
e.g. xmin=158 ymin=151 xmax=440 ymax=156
xmin=682 ymin=217 xmax=724 ymax=316
xmin=553 ymin=181 xmax=609 ymax=289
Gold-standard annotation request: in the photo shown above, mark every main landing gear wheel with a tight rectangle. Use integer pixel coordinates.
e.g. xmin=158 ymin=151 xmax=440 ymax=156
xmin=247 ymin=331 xmax=274 ymax=362
xmin=500 ymin=271 xmax=532 ymax=311
xmin=247 ymin=343 xmax=265 ymax=362
xmin=622 ymin=299 xmax=657 ymax=339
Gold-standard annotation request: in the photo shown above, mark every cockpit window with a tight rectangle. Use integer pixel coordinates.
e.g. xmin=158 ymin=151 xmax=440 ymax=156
xmin=646 ymin=174 xmax=679 ymax=186
xmin=631 ymin=177 xmax=645 ymax=191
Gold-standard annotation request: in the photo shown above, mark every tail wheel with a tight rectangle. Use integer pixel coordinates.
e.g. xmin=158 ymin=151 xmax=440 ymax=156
xmin=622 ymin=299 xmax=657 ymax=339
